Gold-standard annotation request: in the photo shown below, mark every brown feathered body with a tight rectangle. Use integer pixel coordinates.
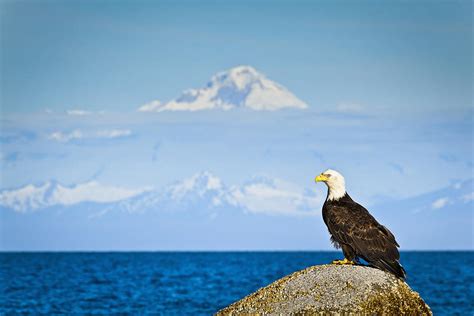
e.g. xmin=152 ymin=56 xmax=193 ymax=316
xmin=323 ymin=193 xmax=406 ymax=279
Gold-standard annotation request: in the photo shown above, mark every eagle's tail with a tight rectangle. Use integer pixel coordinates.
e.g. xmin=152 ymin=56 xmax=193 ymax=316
xmin=372 ymin=259 xmax=407 ymax=280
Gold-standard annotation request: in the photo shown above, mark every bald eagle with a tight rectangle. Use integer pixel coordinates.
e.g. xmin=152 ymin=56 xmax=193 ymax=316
xmin=315 ymin=169 xmax=406 ymax=279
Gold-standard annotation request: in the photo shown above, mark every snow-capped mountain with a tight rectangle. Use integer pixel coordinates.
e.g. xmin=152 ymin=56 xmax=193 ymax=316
xmin=138 ymin=66 xmax=307 ymax=112
xmin=0 ymin=181 xmax=150 ymax=213
xmin=0 ymin=172 xmax=322 ymax=216
xmin=116 ymin=172 xmax=322 ymax=216
xmin=1 ymin=174 xmax=473 ymax=250
xmin=4 ymin=172 xmax=470 ymax=222
xmin=0 ymin=181 xmax=57 ymax=212
xmin=116 ymin=171 xmax=232 ymax=213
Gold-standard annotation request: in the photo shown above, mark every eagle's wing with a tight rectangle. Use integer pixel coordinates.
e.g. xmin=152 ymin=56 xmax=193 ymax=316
xmin=326 ymin=201 xmax=406 ymax=279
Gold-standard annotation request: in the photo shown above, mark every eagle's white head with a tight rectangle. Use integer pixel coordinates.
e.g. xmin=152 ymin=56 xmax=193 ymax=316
xmin=315 ymin=169 xmax=346 ymax=201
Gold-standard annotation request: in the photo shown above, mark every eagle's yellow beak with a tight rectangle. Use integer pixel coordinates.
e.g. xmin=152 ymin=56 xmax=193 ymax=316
xmin=315 ymin=174 xmax=328 ymax=182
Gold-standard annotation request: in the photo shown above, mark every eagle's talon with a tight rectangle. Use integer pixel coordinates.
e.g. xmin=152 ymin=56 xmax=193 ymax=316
xmin=331 ymin=258 xmax=355 ymax=265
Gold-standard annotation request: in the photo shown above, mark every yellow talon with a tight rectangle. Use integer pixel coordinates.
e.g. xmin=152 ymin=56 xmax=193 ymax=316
xmin=331 ymin=258 xmax=355 ymax=265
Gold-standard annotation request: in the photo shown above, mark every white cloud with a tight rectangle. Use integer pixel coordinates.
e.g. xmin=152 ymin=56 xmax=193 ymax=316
xmin=48 ymin=129 xmax=132 ymax=142
xmin=66 ymin=109 xmax=92 ymax=116
xmin=96 ymin=129 xmax=132 ymax=138
xmin=138 ymin=100 xmax=162 ymax=112
xmin=431 ymin=197 xmax=449 ymax=209
xmin=0 ymin=181 xmax=151 ymax=212
xmin=336 ymin=103 xmax=365 ymax=113
xmin=137 ymin=66 xmax=307 ymax=112
xmin=65 ymin=109 xmax=106 ymax=116
xmin=462 ymin=192 xmax=474 ymax=202
xmin=48 ymin=130 xmax=84 ymax=142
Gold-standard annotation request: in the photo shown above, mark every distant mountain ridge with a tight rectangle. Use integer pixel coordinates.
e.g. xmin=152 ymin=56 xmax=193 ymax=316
xmin=0 ymin=180 xmax=150 ymax=213
xmin=138 ymin=66 xmax=307 ymax=112
xmin=1 ymin=174 xmax=472 ymax=222
xmin=1 ymin=176 xmax=472 ymax=250
xmin=0 ymin=172 xmax=322 ymax=216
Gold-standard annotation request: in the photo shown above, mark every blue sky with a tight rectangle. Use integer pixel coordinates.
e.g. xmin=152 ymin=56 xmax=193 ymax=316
xmin=2 ymin=0 xmax=471 ymax=115
xmin=0 ymin=0 xmax=472 ymax=250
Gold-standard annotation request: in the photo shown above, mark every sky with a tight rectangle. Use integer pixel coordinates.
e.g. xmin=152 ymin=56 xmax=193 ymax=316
xmin=0 ymin=0 xmax=472 ymax=251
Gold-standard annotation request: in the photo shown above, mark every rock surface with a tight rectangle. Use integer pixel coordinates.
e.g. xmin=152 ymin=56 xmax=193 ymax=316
xmin=216 ymin=264 xmax=432 ymax=315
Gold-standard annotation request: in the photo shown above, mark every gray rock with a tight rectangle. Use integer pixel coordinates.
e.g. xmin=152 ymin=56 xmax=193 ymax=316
xmin=216 ymin=264 xmax=432 ymax=315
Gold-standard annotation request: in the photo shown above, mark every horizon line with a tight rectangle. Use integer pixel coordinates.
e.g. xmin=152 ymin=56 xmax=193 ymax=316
xmin=1 ymin=249 xmax=472 ymax=253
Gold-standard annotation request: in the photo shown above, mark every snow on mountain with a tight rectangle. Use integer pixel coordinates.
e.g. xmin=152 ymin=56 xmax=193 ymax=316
xmin=226 ymin=176 xmax=321 ymax=215
xmin=0 ymin=181 xmax=55 ymax=212
xmin=168 ymin=171 xmax=224 ymax=201
xmin=115 ymin=171 xmax=230 ymax=213
xmin=0 ymin=172 xmax=322 ymax=216
xmin=0 ymin=181 xmax=151 ymax=212
xmin=138 ymin=66 xmax=307 ymax=112
xmin=7 ymin=171 xmax=473 ymax=217
xmin=6 ymin=173 xmax=470 ymax=220
xmin=112 ymin=172 xmax=323 ymax=216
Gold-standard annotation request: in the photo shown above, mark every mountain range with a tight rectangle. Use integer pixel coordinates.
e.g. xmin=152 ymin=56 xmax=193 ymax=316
xmin=1 ymin=172 xmax=471 ymax=222
xmin=0 ymin=172 xmax=322 ymax=216
xmin=1 ymin=174 xmax=471 ymax=250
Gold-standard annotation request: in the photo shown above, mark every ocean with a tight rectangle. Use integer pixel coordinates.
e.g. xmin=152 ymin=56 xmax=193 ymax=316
xmin=1 ymin=251 xmax=472 ymax=315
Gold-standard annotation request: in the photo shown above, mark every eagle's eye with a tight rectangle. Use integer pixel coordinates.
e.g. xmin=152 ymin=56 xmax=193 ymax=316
xmin=325 ymin=174 xmax=331 ymax=178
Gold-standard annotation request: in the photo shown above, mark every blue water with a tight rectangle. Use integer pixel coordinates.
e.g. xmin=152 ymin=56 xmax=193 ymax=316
xmin=0 ymin=252 xmax=472 ymax=315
